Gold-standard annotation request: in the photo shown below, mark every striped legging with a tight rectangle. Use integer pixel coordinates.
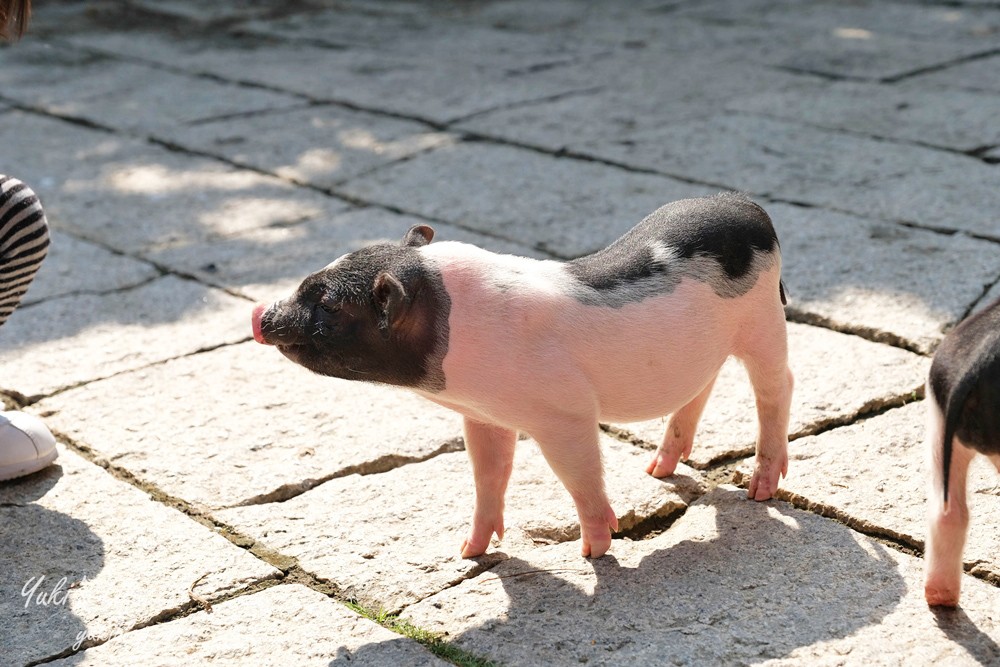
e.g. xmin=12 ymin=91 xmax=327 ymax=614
xmin=0 ymin=175 xmax=49 ymax=327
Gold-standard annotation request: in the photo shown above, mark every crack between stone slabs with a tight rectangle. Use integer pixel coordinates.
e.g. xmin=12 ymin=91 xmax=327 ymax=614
xmin=736 ymin=108 xmax=1000 ymax=166
xmin=17 ymin=273 xmax=163 ymax=311
xmin=882 ymin=46 xmax=1000 ymax=84
xmin=767 ymin=195 xmax=1000 ymax=248
xmin=959 ymin=272 xmax=1000 ymax=323
xmin=19 ymin=336 xmax=256 ymax=406
xmin=444 ymin=84 xmax=608 ymax=128
xmin=223 ymin=436 xmax=467 ymax=508
xmin=181 ymin=99 xmax=318 ymax=127
xmin=600 ymin=380 xmax=925 ymax=474
xmin=784 ymin=308 xmax=930 ymax=356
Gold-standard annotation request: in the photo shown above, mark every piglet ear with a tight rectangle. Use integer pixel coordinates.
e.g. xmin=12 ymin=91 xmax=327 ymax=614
xmin=373 ymin=271 xmax=407 ymax=330
xmin=402 ymin=224 xmax=434 ymax=247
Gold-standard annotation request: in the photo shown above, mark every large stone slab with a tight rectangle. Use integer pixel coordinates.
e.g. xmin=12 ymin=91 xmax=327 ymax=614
xmin=216 ymin=436 xmax=705 ymax=614
xmin=147 ymin=207 xmax=546 ymax=302
xmin=579 ymin=113 xmax=1000 ymax=240
xmin=0 ymin=111 xmax=352 ymax=254
xmin=405 ymin=486 xmax=1000 ymax=666
xmin=35 ymin=340 xmax=465 ymax=511
xmin=162 ymin=104 xmax=456 ymax=190
xmin=0 ymin=446 xmax=279 ymax=666
xmin=50 ymin=584 xmax=447 ymax=666
xmin=341 ymin=142 xmax=715 ymax=258
xmin=734 ymin=401 xmax=1000 ymax=584
xmin=0 ymin=41 xmax=303 ymax=133
xmin=21 ymin=230 xmax=159 ymax=306
xmin=732 ymin=80 xmax=1000 ymax=153
xmin=0 ymin=276 xmax=251 ymax=399
xmin=613 ymin=322 xmax=929 ymax=467
xmin=773 ymin=202 xmax=1000 ymax=353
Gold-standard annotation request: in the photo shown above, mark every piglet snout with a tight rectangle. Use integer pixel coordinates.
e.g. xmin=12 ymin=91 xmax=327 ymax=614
xmin=251 ymin=303 xmax=272 ymax=345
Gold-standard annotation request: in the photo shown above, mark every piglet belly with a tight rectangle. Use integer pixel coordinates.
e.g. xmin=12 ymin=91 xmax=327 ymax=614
xmin=574 ymin=284 xmax=742 ymax=422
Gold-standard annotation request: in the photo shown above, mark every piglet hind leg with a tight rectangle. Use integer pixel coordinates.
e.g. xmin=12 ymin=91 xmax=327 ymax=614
xmin=533 ymin=420 xmax=618 ymax=558
xmin=460 ymin=418 xmax=517 ymax=558
xmin=739 ymin=310 xmax=793 ymax=501
xmin=647 ymin=374 xmax=718 ymax=478
xmin=924 ymin=402 xmax=976 ymax=607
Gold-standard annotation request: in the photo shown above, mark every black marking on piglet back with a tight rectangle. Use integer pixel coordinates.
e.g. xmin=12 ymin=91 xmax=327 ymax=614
xmin=566 ymin=193 xmax=781 ymax=307
xmin=929 ymin=296 xmax=1000 ymax=505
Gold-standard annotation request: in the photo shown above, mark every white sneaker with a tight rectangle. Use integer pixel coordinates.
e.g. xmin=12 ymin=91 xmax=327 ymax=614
xmin=0 ymin=411 xmax=58 ymax=481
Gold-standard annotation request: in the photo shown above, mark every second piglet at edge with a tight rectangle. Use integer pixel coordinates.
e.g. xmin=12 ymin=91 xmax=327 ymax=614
xmin=251 ymin=193 xmax=794 ymax=559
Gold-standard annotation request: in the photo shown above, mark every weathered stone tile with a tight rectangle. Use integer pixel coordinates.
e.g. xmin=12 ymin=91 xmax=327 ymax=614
xmin=0 ymin=41 xmax=303 ymax=133
xmin=0 ymin=446 xmax=279 ymax=666
xmin=0 ymin=111 xmax=351 ymax=254
xmin=583 ymin=114 xmax=1000 ymax=240
xmin=35 ymin=340 xmax=464 ymax=510
xmin=732 ymin=80 xmax=1000 ymax=153
xmin=341 ymin=142 xmax=716 ymax=257
xmin=216 ymin=436 xmax=705 ymax=614
xmin=22 ymin=230 xmax=159 ymax=305
xmin=614 ymin=323 xmax=929 ymax=467
xmin=50 ymin=583 xmax=446 ymax=666
xmin=735 ymin=401 xmax=1000 ymax=585
xmin=773 ymin=202 xmax=1000 ymax=353
xmin=405 ymin=486 xmax=1000 ymax=666
xmin=0 ymin=276 xmax=251 ymax=398
xmin=147 ymin=207 xmax=546 ymax=302
xmin=162 ymin=104 xmax=456 ymax=191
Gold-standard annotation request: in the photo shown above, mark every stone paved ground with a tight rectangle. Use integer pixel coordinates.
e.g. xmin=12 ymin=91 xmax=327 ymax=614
xmin=2 ymin=1 xmax=999 ymax=665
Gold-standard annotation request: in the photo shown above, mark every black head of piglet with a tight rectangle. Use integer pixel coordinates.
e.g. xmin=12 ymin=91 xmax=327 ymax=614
xmin=252 ymin=225 xmax=450 ymax=391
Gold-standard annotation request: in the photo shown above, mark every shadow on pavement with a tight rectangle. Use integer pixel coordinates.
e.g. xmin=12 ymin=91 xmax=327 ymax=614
xmin=0 ymin=465 xmax=104 ymax=666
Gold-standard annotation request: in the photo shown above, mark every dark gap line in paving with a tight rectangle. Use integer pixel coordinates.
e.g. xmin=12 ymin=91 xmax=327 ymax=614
xmin=784 ymin=308 xmax=929 ymax=356
xmin=22 ymin=336 xmax=254 ymax=406
xmin=444 ymin=85 xmax=608 ymax=127
xmin=226 ymin=436 xmax=466 ymax=508
xmin=962 ymin=274 xmax=1000 ymax=321
xmin=882 ymin=46 xmax=1000 ymax=84
xmin=182 ymin=100 xmax=318 ymax=127
xmin=736 ymin=109 xmax=1000 ymax=166
xmin=602 ymin=379 xmax=925 ymax=474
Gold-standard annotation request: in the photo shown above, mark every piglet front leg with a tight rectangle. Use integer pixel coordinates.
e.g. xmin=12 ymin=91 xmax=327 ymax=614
xmin=461 ymin=418 xmax=517 ymax=558
xmin=533 ymin=420 xmax=619 ymax=558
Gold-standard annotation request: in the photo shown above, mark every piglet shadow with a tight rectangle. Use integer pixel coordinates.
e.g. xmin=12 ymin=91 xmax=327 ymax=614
xmin=413 ymin=488 xmax=910 ymax=664
xmin=932 ymin=606 xmax=1000 ymax=666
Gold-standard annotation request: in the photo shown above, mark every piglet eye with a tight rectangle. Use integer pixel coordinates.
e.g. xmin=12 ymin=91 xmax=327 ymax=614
xmin=319 ymin=302 xmax=341 ymax=315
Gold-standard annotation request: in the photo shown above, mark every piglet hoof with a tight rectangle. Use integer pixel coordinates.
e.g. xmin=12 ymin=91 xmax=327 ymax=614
xmin=580 ymin=505 xmax=619 ymax=559
xmin=645 ymin=449 xmax=681 ymax=479
xmin=924 ymin=584 xmax=960 ymax=608
xmin=460 ymin=516 xmax=504 ymax=559
xmin=747 ymin=455 xmax=787 ymax=501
